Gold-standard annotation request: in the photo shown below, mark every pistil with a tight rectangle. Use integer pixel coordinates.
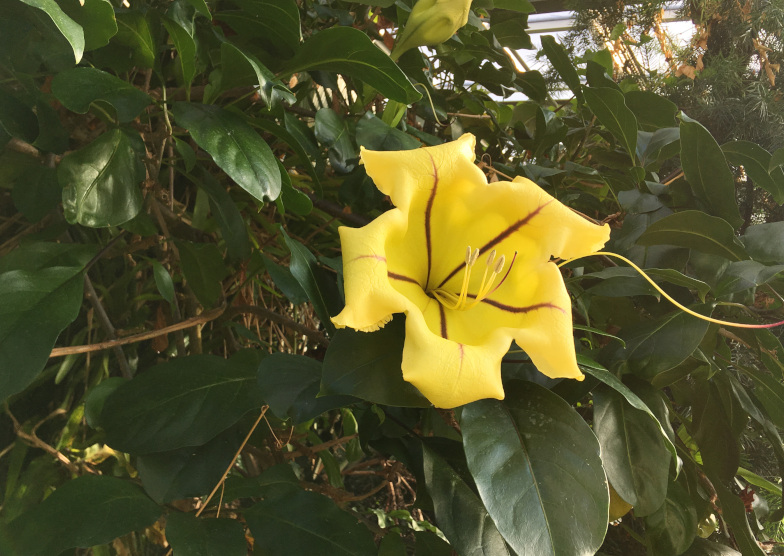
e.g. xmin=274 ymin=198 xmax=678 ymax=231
xmin=431 ymin=246 xmax=514 ymax=311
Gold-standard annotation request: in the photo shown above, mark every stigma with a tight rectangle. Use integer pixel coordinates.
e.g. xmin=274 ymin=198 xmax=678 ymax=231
xmin=430 ymin=246 xmax=515 ymax=311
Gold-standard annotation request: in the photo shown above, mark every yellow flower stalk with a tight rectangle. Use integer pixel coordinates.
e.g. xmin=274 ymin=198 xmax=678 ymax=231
xmin=389 ymin=0 xmax=472 ymax=61
xmin=331 ymin=134 xmax=611 ymax=408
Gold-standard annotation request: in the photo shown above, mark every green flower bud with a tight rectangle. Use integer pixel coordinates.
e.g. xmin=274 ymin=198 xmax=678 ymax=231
xmin=390 ymin=0 xmax=472 ymax=60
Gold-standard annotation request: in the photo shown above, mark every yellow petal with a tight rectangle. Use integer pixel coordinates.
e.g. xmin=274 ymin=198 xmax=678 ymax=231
xmin=400 ymin=309 xmax=508 ymax=408
xmin=511 ymin=263 xmax=584 ymax=380
xmin=360 ymin=133 xmax=482 ymax=213
xmin=331 ymin=211 xmax=416 ymax=332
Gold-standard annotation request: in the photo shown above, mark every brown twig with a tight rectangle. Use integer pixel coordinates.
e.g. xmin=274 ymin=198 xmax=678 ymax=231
xmin=225 ymin=305 xmax=329 ymax=346
xmin=83 ymin=275 xmax=132 ymax=379
xmin=283 ymin=434 xmax=358 ymax=460
xmin=48 ymin=306 xmax=225 ymax=358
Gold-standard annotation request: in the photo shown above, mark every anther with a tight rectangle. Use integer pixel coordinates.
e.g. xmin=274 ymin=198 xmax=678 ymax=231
xmin=470 ymin=248 xmax=480 ymax=265
xmin=495 ymin=255 xmax=505 ymax=274
xmin=486 ymin=249 xmax=496 ymax=267
xmin=465 ymin=246 xmax=473 ymax=264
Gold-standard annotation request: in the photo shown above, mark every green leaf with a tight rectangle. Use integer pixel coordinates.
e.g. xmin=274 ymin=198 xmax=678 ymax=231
xmin=0 ymin=88 xmax=39 ymax=143
xmin=740 ymin=366 xmax=784 ymax=431
xmin=422 ymin=445 xmax=511 ymax=556
xmin=60 ymin=0 xmax=117 ymax=51
xmin=174 ymin=240 xmax=228 ymax=307
xmin=263 ymin=255 xmax=308 ymax=304
xmin=218 ymin=42 xmax=295 ymax=108
xmin=151 ymin=260 xmax=175 ymax=304
xmin=540 ymin=35 xmax=583 ymax=102
xmin=197 ymin=173 xmax=252 ymax=261
xmin=244 ymin=486 xmax=377 ymax=555
xmin=679 ymin=116 xmax=744 ymax=228
xmin=321 ymin=317 xmax=430 ymax=407
xmin=8 ymin=475 xmax=161 ymax=555
xmin=490 ymin=11 xmax=532 ymax=50
xmin=636 ymin=210 xmax=749 ymax=261
xmin=492 ymin=0 xmax=535 ymax=11
xmin=722 ymin=140 xmax=784 ymax=204
xmin=578 ymin=356 xmax=678 ymax=463
xmin=184 ymin=0 xmax=211 ymax=19
xmin=258 ymin=353 xmax=356 ymax=424
xmin=584 ymin=86 xmax=638 ymax=160
xmin=84 ymin=377 xmax=125 ymax=428
xmin=0 ymin=242 xmax=96 ymax=274
xmin=101 ymin=354 xmax=264 ymax=454
xmin=277 ymin=160 xmax=313 ymax=216
xmin=172 ymin=102 xmax=282 ymax=202
xmin=162 ymin=16 xmax=196 ymax=94
xmin=281 ymin=27 xmax=421 ymax=104
xmin=166 ymin=513 xmax=247 ymax=556
xmin=355 ymin=113 xmax=420 ymax=151
xmin=114 ymin=11 xmax=156 ymax=69
xmin=709 ymin=479 xmax=765 ymax=556
xmin=644 ymin=480 xmax=698 ymax=556
xmin=0 ymin=266 xmax=84 ymax=403
xmin=593 ymin=385 xmax=670 ymax=516
xmin=218 ymin=0 xmax=301 ymax=58
xmin=624 ymin=91 xmax=677 ymax=130
xmin=314 ymin=108 xmax=357 ymax=173
xmin=19 ymin=0 xmax=84 ymax=63
xmin=281 ymin=230 xmax=336 ymax=335
xmin=12 ymin=164 xmax=60 ymax=222
xmin=59 ymin=128 xmax=145 ymax=227
xmin=515 ymin=70 xmax=547 ymax=103
xmin=461 ymin=382 xmax=608 ymax=556
xmin=51 ymin=68 xmax=152 ymax=122
xmin=682 ymin=538 xmax=741 ymax=556
xmin=742 ymin=221 xmax=784 ymax=263
xmin=137 ymin=428 xmax=240 ymax=504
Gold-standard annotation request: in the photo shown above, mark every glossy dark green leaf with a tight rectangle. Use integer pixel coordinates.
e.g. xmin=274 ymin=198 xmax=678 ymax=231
xmin=166 ymin=513 xmax=247 ymax=556
xmin=197 ymin=173 xmax=251 ymax=261
xmin=219 ymin=0 xmax=301 ymax=57
xmin=314 ymin=108 xmax=356 ymax=173
xmin=32 ymin=98 xmax=69 ymax=153
xmin=101 ymin=354 xmax=264 ymax=454
xmin=624 ymin=91 xmax=677 ymax=130
xmin=636 ymin=210 xmax=748 ymax=261
xmin=715 ymin=260 xmax=784 ymax=297
xmin=51 ymin=67 xmax=152 ymax=122
xmin=422 ymin=445 xmax=511 ymax=556
xmin=276 ymin=160 xmax=313 ymax=216
xmin=218 ymin=42 xmax=295 ymax=108
xmin=263 ymin=255 xmax=308 ymax=304
xmin=59 ymin=128 xmax=144 ymax=227
xmin=740 ymin=366 xmax=784 ymax=431
xmin=184 ymin=0 xmax=211 ymax=18
xmin=244 ymin=486 xmax=377 ymax=555
xmin=253 ymin=115 xmax=321 ymax=185
xmin=0 ymin=242 xmax=96 ymax=274
xmin=84 ymin=377 xmax=125 ymax=428
xmin=593 ymin=385 xmax=670 ymax=516
xmin=137 ymin=428 xmax=240 ymax=504
xmin=584 ymin=86 xmax=638 ymax=160
xmin=8 ymin=475 xmax=161 ymax=555
xmin=493 ymin=0 xmax=535 ymax=11
xmin=637 ymin=127 xmax=680 ymax=166
xmin=0 ymin=88 xmax=38 ymax=143
xmin=490 ymin=11 xmax=532 ymax=50
xmin=113 ymin=11 xmax=156 ymax=68
xmin=175 ymin=240 xmax=228 ymax=307
xmin=281 ymin=27 xmax=421 ymax=104
xmin=644 ymin=480 xmax=697 ymax=556
xmin=578 ymin=356 xmax=677 ymax=462
xmin=151 ymin=260 xmax=175 ymax=304
xmin=693 ymin=381 xmax=740 ymax=483
xmin=611 ymin=309 xmax=710 ymax=380
xmin=515 ymin=70 xmax=547 ymax=102
xmin=462 ymin=382 xmax=608 ymax=556
xmin=281 ymin=230 xmax=336 ymax=335
xmin=722 ymin=140 xmax=784 ymax=203
xmin=162 ymin=16 xmax=196 ymax=93
xmin=172 ymin=102 xmax=281 ymax=202
xmin=540 ymin=35 xmax=583 ymax=102
xmin=682 ymin=538 xmax=740 ymax=556
xmin=0 ymin=266 xmax=83 ymax=403
xmin=19 ymin=0 xmax=84 ymax=63
xmin=680 ymin=117 xmax=744 ymax=228
xmin=222 ymin=463 xmax=299 ymax=502
xmin=321 ymin=317 xmax=430 ymax=407
xmin=258 ymin=353 xmax=356 ymax=424
xmin=12 ymin=164 xmax=60 ymax=222
xmin=60 ymin=0 xmax=117 ymax=51
xmin=742 ymin=221 xmax=784 ymax=263
xmin=355 ymin=113 xmax=420 ymax=151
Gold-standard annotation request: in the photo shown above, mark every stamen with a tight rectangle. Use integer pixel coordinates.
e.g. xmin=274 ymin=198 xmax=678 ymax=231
xmin=495 ymin=255 xmax=505 ymax=274
xmin=465 ymin=246 xmax=473 ymax=264
xmin=486 ymin=249 xmax=496 ymax=267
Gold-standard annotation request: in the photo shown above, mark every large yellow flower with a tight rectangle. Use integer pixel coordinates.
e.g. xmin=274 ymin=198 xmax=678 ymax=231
xmin=332 ymin=134 xmax=610 ymax=408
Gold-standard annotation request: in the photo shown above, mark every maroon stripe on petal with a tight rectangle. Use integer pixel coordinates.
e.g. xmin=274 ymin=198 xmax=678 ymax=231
xmin=436 ymin=201 xmax=551 ymax=288
xmin=388 ymin=271 xmax=420 ymax=285
xmin=480 ymin=299 xmax=564 ymax=314
xmin=424 ymin=154 xmax=439 ymax=289
xmin=439 ymin=304 xmax=448 ymax=338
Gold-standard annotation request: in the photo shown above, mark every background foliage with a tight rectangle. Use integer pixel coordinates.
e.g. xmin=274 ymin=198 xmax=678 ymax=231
xmin=0 ymin=0 xmax=783 ymax=554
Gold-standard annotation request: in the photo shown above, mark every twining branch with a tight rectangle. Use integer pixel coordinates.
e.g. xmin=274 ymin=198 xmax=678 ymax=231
xmin=225 ymin=305 xmax=330 ymax=346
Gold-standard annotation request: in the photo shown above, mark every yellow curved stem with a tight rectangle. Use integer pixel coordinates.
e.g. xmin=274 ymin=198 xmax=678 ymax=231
xmin=559 ymin=251 xmax=784 ymax=329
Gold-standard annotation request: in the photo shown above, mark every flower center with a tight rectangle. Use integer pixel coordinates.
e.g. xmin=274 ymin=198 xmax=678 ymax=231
xmin=429 ymin=246 xmax=516 ymax=311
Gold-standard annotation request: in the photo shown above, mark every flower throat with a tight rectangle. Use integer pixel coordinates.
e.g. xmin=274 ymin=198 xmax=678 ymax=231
xmin=429 ymin=246 xmax=516 ymax=311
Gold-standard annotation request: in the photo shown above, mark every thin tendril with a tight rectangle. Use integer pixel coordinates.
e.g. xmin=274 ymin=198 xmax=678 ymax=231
xmin=559 ymin=251 xmax=784 ymax=329
xmin=412 ymin=83 xmax=447 ymax=126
